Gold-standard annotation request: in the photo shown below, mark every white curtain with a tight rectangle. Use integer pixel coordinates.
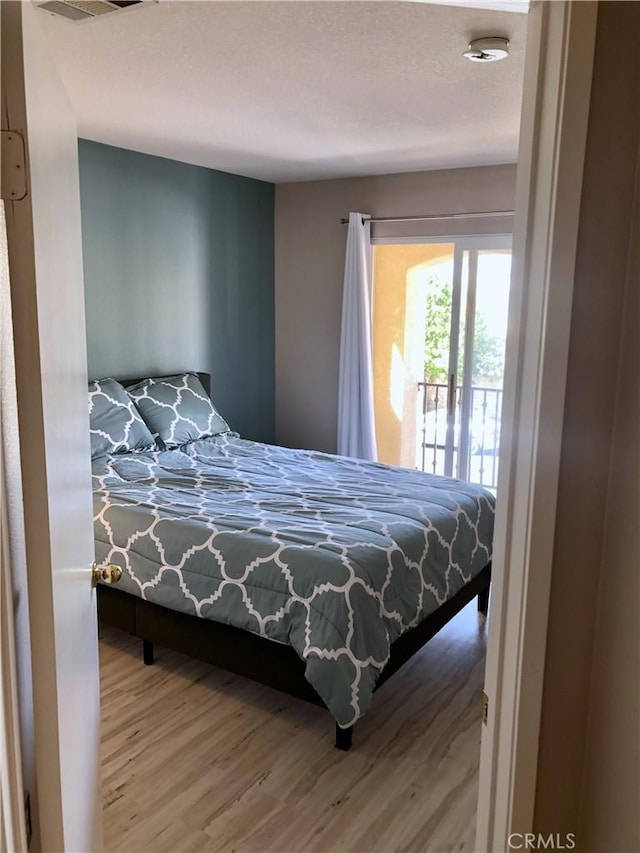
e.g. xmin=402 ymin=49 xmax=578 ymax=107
xmin=337 ymin=212 xmax=377 ymax=460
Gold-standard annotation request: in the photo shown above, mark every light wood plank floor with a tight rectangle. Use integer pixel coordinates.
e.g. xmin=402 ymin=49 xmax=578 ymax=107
xmin=100 ymin=603 xmax=487 ymax=853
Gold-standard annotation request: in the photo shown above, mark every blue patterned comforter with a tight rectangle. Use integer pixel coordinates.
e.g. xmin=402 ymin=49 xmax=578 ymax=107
xmin=93 ymin=435 xmax=495 ymax=727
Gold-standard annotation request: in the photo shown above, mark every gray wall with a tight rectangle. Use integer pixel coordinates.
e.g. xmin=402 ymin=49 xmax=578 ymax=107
xmin=274 ymin=164 xmax=517 ymax=452
xmin=79 ymin=140 xmax=275 ymax=443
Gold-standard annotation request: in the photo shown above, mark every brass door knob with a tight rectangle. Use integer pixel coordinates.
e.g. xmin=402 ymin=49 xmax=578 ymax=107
xmin=92 ymin=563 xmax=122 ymax=587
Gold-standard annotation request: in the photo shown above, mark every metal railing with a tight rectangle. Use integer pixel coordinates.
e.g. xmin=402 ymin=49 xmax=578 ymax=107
xmin=417 ymin=381 xmax=503 ymax=490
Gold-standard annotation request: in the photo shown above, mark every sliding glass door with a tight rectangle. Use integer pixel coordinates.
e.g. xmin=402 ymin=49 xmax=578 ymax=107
xmin=372 ymin=236 xmax=512 ymax=490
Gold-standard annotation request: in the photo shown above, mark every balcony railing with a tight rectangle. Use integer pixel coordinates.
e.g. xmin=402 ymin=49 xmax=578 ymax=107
xmin=417 ymin=381 xmax=503 ymax=490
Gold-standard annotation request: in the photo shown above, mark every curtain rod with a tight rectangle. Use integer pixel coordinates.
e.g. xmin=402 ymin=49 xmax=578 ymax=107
xmin=339 ymin=210 xmax=514 ymax=225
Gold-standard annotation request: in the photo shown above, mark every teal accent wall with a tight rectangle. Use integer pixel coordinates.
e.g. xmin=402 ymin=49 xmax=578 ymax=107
xmin=78 ymin=140 xmax=275 ymax=443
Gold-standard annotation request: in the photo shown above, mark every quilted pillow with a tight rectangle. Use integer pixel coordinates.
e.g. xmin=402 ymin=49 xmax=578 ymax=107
xmin=88 ymin=378 xmax=156 ymax=459
xmin=127 ymin=372 xmax=231 ymax=449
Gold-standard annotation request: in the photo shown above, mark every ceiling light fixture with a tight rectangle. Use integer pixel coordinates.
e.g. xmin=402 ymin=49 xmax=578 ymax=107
xmin=463 ymin=37 xmax=510 ymax=62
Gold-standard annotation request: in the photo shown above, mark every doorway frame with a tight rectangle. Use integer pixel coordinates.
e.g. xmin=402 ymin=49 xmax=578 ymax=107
xmin=475 ymin=2 xmax=598 ymax=849
xmin=2 ymin=1 xmax=599 ymax=849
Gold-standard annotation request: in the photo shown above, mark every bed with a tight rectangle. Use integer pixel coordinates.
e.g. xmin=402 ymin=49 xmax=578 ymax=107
xmin=92 ymin=372 xmax=494 ymax=750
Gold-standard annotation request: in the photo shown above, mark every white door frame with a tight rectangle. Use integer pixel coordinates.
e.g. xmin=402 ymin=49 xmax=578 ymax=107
xmin=476 ymin=2 xmax=598 ymax=849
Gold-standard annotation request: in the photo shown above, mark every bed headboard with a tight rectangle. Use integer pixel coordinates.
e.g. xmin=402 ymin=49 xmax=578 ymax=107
xmin=119 ymin=372 xmax=212 ymax=398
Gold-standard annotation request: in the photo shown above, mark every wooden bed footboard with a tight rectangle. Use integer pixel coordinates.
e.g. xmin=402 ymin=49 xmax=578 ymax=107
xmin=97 ymin=562 xmax=491 ymax=750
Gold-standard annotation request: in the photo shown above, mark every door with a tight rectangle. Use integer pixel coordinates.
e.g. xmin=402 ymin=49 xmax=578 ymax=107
xmin=2 ymin=3 xmax=102 ymax=850
xmin=372 ymin=236 xmax=511 ymax=489
xmin=450 ymin=238 xmax=512 ymax=488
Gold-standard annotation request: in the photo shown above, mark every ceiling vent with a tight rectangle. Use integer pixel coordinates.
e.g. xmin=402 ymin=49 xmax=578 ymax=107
xmin=35 ymin=0 xmax=157 ymax=23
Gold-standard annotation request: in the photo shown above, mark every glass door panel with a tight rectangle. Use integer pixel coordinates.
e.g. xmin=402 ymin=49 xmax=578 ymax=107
xmin=465 ymin=248 xmax=511 ymax=488
xmin=415 ymin=247 xmax=459 ymax=477
xmin=371 ymin=242 xmax=457 ymax=471
xmin=372 ymin=237 xmax=511 ymax=490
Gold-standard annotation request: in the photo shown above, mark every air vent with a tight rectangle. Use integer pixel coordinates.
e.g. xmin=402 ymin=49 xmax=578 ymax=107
xmin=36 ymin=0 xmax=157 ymax=23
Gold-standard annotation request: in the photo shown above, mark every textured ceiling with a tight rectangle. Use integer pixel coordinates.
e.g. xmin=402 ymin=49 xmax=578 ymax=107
xmin=38 ymin=1 xmax=528 ymax=183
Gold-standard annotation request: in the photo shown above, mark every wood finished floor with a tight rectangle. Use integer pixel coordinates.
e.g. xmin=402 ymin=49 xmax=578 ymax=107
xmin=100 ymin=604 xmax=487 ymax=853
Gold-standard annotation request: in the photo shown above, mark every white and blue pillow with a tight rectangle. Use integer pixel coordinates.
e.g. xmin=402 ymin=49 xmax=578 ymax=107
xmin=126 ymin=372 xmax=231 ymax=449
xmin=88 ymin=378 xmax=156 ymax=459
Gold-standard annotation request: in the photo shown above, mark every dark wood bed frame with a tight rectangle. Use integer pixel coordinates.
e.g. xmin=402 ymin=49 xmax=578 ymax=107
xmin=96 ymin=371 xmax=492 ymax=751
